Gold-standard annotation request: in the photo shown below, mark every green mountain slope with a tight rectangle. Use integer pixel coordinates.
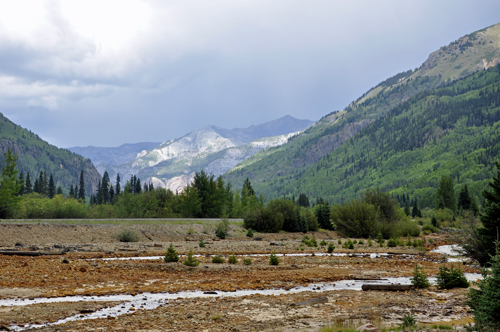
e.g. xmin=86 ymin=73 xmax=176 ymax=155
xmin=224 ymin=22 xmax=500 ymax=197
xmin=0 ymin=113 xmax=101 ymax=194
xmin=265 ymin=66 xmax=500 ymax=206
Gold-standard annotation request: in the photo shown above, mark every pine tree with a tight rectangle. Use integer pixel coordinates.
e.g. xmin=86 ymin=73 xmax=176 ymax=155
xmin=115 ymin=173 xmax=121 ymax=195
xmin=476 ymin=162 xmax=500 ymax=265
xmin=242 ymin=177 xmax=256 ymax=197
xmin=135 ymin=178 xmax=142 ymax=194
xmin=69 ymin=184 xmax=75 ymax=198
xmin=148 ymin=182 xmax=154 ymax=192
xmin=56 ymin=186 xmax=63 ymax=195
xmin=404 ymin=200 xmax=411 ymax=216
xmin=18 ymin=171 xmax=25 ymax=195
xmin=0 ymin=148 xmax=22 ymax=218
xmin=48 ymin=174 xmax=55 ymax=199
xmin=78 ymin=170 xmax=85 ymax=201
xmin=25 ymin=172 xmax=32 ymax=194
xmin=131 ymin=175 xmax=137 ymax=194
xmin=37 ymin=171 xmax=45 ymax=196
xmin=74 ymin=184 xmax=79 ymax=199
xmin=458 ymin=184 xmax=472 ymax=211
xmin=109 ymin=184 xmax=115 ymax=202
xmin=143 ymin=182 xmax=148 ymax=193
xmin=96 ymin=180 xmax=102 ymax=204
xmin=411 ymin=198 xmax=418 ymax=218
xmin=436 ymin=175 xmax=456 ymax=212
xmin=102 ymin=171 xmax=110 ymax=203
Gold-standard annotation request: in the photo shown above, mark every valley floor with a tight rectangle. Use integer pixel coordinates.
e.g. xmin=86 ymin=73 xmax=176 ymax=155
xmin=0 ymin=222 xmax=479 ymax=331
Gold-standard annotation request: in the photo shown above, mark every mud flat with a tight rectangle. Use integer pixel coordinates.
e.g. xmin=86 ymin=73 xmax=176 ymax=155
xmin=0 ymin=222 xmax=479 ymax=331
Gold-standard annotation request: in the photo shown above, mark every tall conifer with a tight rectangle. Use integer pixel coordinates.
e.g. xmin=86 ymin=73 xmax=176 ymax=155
xmin=48 ymin=174 xmax=55 ymax=199
xmin=25 ymin=172 xmax=32 ymax=194
xmin=78 ymin=170 xmax=85 ymax=201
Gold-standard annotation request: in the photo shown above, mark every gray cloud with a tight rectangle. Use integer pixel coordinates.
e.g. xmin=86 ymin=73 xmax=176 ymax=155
xmin=0 ymin=0 xmax=499 ymax=147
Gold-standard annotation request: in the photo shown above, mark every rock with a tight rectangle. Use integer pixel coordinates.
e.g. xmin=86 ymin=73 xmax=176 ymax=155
xmin=356 ymin=323 xmax=379 ymax=331
xmin=254 ymin=237 xmax=263 ymax=241
xmin=204 ymin=291 xmax=218 ymax=295
xmin=79 ymin=267 xmax=87 ymax=273
xmin=290 ymin=296 xmax=328 ymax=307
xmin=14 ymin=242 xmax=23 ymax=247
xmin=62 ymin=259 xmax=69 ymax=264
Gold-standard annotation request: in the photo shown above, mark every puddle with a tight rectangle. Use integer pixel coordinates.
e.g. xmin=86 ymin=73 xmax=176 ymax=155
xmin=2 ymin=274 xmax=482 ymax=331
xmin=431 ymin=245 xmax=471 ymax=263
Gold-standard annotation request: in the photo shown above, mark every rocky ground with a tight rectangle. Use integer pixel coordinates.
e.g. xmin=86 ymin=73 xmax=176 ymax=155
xmin=0 ymin=223 xmax=480 ymax=331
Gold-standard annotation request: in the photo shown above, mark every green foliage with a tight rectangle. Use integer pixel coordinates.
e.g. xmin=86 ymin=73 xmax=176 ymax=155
xmin=243 ymin=205 xmax=283 ymax=233
xmin=183 ymin=249 xmax=200 ymax=267
xmin=246 ymin=228 xmax=254 ymax=237
xmin=211 ymin=254 xmax=225 ymax=264
xmin=327 ymin=242 xmax=335 ymax=253
xmin=436 ymin=264 xmax=470 ymax=289
xmin=436 ymin=175 xmax=456 ymax=213
xmin=215 ymin=218 xmax=230 ymax=239
xmin=400 ymin=313 xmax=417 ymax=330
xmin=387 ymin=237 xmax=398 ymax=247
xmin=315 ymin=202 xmax=332 ymax=230
xmin=228 ymin=253 xmax=238 ymax=264
xmin=358 ymin=239 xmax=364 ymax=245
xmin=320 ymin=239 xmax=327 ymax=246
xmin=269 ymin=251 xmax=280 ymax=265
xmin=301 ymin=235 xmax=318 ymax=247
xmin=467 ymin=244 xmax=500 ymax=330
xmin=331 ymin=199 xmax=379 ymax=238
xmin=377 ymin=232 xmax=384 ymax=245
xmin=342 ymin=239 xmax=354 ymax=249
xmin=164 ymin=244 xmax=179 ymax=263
xmin=118 ymin=229 xmax=139 ymax=242
xmin=367 ymin=238 xmax=373 ymax=246
xmin=302 ymin=208 xmax=319 ymax=231
xmin=422 ymin=224 xmax=438 ymax=233
xmin=338 ymin=238 xmax=342 ymax=244
xmin=0 ymin=148 xmax=21 ymax=218
xmin=243 ymin=257 xmax=252 ymax=265
xmin=199 ymin=239 xmax=206 ymax=248
xmin=411 ymin=265 xmax=431 ymax=289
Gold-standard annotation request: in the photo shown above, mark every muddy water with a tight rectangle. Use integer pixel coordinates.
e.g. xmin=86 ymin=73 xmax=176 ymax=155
xmin=3 ymin=273 xmax=482 ymax=331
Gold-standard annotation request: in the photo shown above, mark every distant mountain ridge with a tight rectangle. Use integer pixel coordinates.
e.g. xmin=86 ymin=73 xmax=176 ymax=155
xmin=83 ymin=115 xmax=313 ymax=192
xmin=0 ymin=112 xmax=101 ymax=194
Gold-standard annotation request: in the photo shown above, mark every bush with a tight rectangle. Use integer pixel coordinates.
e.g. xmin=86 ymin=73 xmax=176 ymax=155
xmin=422 ymin=224 xmax=438 ymax=233
xmin=301 ymin=235 xmax=318 ymax=247
xmin=211 ymin=254 xmax=225 ymax=264
xmin=411 ymin=265 xmax=430 ymax=289
xmin=228 ymin=253 xmax=238 ymax=264
xmin=400 ymin=313 xmax=417 ymax=330
xmin=338 ymin=238 xmax=342 ymax=244
xmin=183 ymin=249 xmax=200 ymax=267
xmin=269 ymin=251 xmax=280 ymax=265
xmin=467 ymin=248 xmax=500 ymax=330
xmin=387 ymin=238 xmax=398 ymax=247
xmin=327 ymin=242 xmax=335 ymax=253
xmin=367 ymin=238 xmax=373 ymax=246
xmin=302 ymin=208 xmax=319 ymax=231
xmin=320 ymin=239 xmax=327 ymax=246
xmin=331 ymin=200 xmax=379 ymax=238
xmin=342 ymin=239 xmax=354 ymax=249
xmin=118 ymin=229 xmax=139 ymax=242
xmin=199 ymin=239 xmax=206 ymax=248
xmin=358 ymin=239 xmax=364 ymax=245
xmin=164 ymin=243 xmax=179 ymax=263
xmin=243 ymin=257 xmax=252 ymax=265
xmin=246 ymin=228 xmax=254 ymax=237
xmin=244 ymin=207 xmax=283 ymax=233
xmin=436 ymin=264 xmax=470 ymax=289
xmin=215 ymin=218 xmax=230 ymax=239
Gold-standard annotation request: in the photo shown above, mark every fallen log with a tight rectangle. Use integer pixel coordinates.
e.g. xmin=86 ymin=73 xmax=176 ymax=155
xmin=362 ymin=284 xmax=414 ymax=291
xmin=0 ymin=250 xmax=66 ymax=256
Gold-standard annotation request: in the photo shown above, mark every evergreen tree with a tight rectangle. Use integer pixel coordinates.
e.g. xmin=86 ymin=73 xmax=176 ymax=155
xmin=242 ymin=177 xmax=256 ymax=197
xmin=25 ymin=172 xmax=32 ymax=194
xmin=56 ymin=186 xmax=63 ymax=195
xmin=102 ymin=171 xmax=110 ymax=203
xmin=458 ymin=184 xmax=472 ymax=211
xmin=109 ymin=184 xmax=115 ymax=202
xmin=143 ymin=182 xmax=149 ymax=193
xmin=315 ymin=202 xmax=332 ymax=229
xmin=48 ymin=174 xmax=55 ymax=199
xmin=131 ymin=175 xmax=137 ymax=194
xmin=404 ymin=200 xmax=411 ymax=216
xmin=436 ymin=175 xmax=456 ymax=212
xmin=33 ymin=178 xmax=40 ymax=194
xmin=38 ymin=171 xmax=45 ymax=196
xmin=69 ymin=184 xmax=75 ymax=198
xmin=78 ymin=170 xmax=85 ymax=201
xmin=476 ymin=162 xmax=500 ymax=265
xmin=18 ymin=171 xmax=25 ymax=195
xmin=96 ymin=180 xmax=102 ymax=204
xmin=135 ymin=178 xmax=141 ymax=194
xmin=411 ymin=198 xmax=418 ymax=218
xmin=0 ymin=148 xmax=22 ymax=218
xmin=74 ymin=184 xmax=79 ymax=199
xmin=115 ymin=173 xmax=121 ymax=195
xmin=148 ymin=182 xmax=154 ymax=192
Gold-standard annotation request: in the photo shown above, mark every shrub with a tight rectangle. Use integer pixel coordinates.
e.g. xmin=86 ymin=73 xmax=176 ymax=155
xmin=301 ymin=235 xmax=318 ymax=247
xmin=422 ymin=224 xmax=438 ymax=233
xmin=377 ymin=232 xmax=384 ymax=245
xmin=164 ymin=244 xmax=179 ymax=263
xmin=400 ymin=313 xmax=417 ymax=330
xmin=215 ymin=228 xmax=227 ymax=239
xmin=358 ymin=239 xmax=364 ymax=245
xmin=387 ymin=237 xmax=398 ymax=247
xmin=338 ymin=238 xmax=342 ymax=244
xmin=118 ymin=229 xmax=139 ymax=242
xmin=212 ymin=254 xmax=225 ymax=264
xmin=367 ymin=238 xmax=373 ymax=246
xmin=244 ymin=207 xmax=284 ymax=233
xmin=246 ymin=228 xmax=254 ymax=237
xmin=228 ymin=253 xmax=238 ymax=264
xmin=327 ymin=242 xmax=335 ymax=253
xmin=423 ymin=229 xmax=431 ymax=235
xmin=331 ymin=199 xmax=378 ymax=238
xmin=342 ymin=239 xmax=354 ymax=249
xmin=436 ymin=264 xmax=470 ymax=289
xmin=199 ymin=239 xmax=206 ymax=248
xmin=411 ymin=265 xmax=430 ymax=289
xmin=243 ymin=257 xmax=252 ymax=265
xmin=467 ymin=247 xmax=500 ymax=330
xmin=320 ymin=239 xmax=327 ymax=246
xmin=269 ymin=251 xmax=280 ymax=265
xmin=215 ymin=218 xmax=230 ymax=239
xmin=183 ymin=249 xmax=200 ymax=267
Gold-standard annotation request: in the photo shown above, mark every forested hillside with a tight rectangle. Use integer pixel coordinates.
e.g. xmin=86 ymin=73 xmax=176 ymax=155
xmin=249 ymin=65 xmax=500 ymax=206
xmin=0 ymin=113 xmax=101 ymax=194
xmin=224 ymin=22 xmax=500 ymax=205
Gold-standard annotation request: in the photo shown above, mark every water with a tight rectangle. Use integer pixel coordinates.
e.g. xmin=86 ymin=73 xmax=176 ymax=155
xmin=3 ymin=273 xmax=482 ymax=331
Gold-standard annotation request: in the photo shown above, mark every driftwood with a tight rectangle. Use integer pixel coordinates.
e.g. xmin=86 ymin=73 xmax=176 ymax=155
xmin=0 ymin=251 xmax=65 ymax=256
xmin=290 ymin=296 xmax=328 ymax=307
xmin=362 ymin=284 xmax=414 ymax=291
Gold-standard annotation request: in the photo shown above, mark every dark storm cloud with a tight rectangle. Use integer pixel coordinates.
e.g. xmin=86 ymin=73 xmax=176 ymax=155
xmin=0 ymin=0 xmax=500 ymax=147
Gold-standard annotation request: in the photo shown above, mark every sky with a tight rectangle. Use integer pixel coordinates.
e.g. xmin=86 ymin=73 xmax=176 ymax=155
xmin=0 ymin=1 xmax=499 ymax=148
